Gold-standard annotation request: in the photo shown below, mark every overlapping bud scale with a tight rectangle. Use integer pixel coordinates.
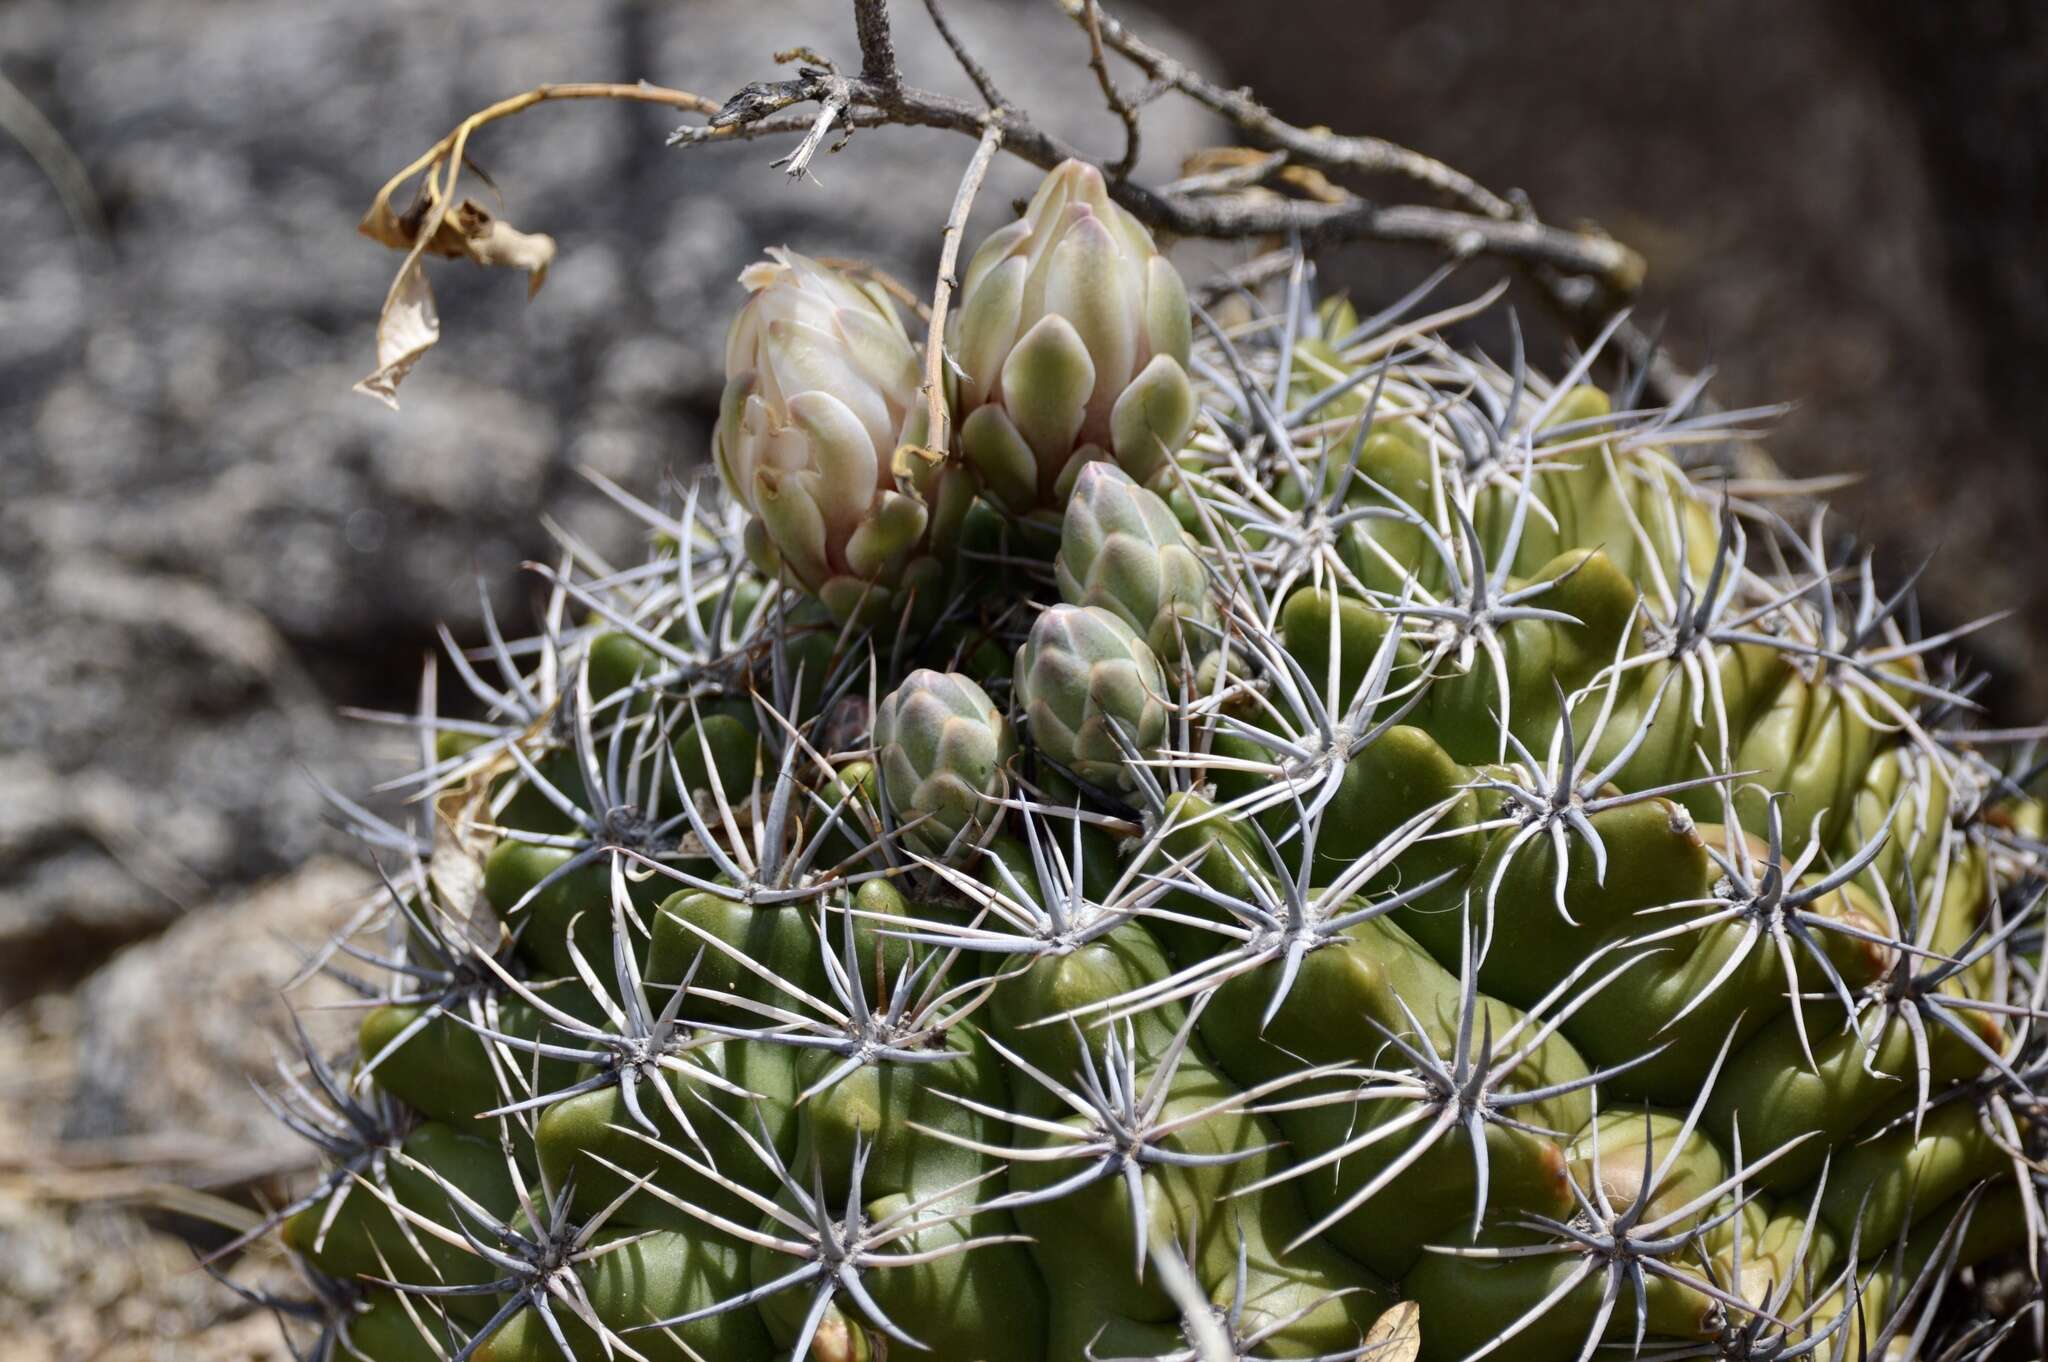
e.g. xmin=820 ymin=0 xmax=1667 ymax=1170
xmin=872 ymin=668 xmax=1015 ymax=855
xmin=1056 ymin=461 xmax=1216 ymax=661
xmin=713 ymin=248 xmax=932 ymax=616
xmin=1013 ymin=603 xmax=1169 ymax=790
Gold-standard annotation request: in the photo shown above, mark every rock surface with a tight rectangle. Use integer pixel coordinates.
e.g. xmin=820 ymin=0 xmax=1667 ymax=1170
xmin=0 ymin=859 xmax=368 ymax=1359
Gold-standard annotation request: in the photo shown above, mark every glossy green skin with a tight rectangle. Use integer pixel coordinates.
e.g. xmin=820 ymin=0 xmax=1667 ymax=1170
xmin=291 ymin=378 xmax=2034 ymax=1362
xmin=286 ymin=1123 xmax=521 ymax=1323
xmin=424 ymin=659 xmax=2010 ymax=1359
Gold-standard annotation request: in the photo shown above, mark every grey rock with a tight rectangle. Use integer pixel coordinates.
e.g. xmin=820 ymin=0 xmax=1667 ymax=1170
xmin=0 ymin=864 xmax=365 ymax=1360
xmin=63 ymin=857 xmax=370 ymax=1149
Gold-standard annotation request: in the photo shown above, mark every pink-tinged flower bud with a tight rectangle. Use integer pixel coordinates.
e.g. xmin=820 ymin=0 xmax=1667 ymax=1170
xmin=714 ymin=249 xmax=933 ymax=617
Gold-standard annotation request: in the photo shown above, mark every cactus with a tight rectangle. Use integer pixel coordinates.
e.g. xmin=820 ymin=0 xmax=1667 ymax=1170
xmin=244 ymin=159 xmax=2048 ymax=1362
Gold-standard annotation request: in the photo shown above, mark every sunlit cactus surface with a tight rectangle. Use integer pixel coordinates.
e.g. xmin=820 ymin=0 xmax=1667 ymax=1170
xmin=244 ymin=159 xmax=2048 ymax=1362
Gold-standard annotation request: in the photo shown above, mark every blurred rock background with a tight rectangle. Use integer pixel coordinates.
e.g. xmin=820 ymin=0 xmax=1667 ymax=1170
xmin=0 ymin=0 xmax=2040 ymax=1353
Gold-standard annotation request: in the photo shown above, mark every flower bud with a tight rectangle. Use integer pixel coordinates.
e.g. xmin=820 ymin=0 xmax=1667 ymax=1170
xmin=1056 ymin=462 xmax=1215 ymax=661
xmin=872 ymin=670 xmax=1015 ymax=856
xmin=714 ymin=249 xmax=931 ymax=617
xmin=1014 ymin=604 xmax=1169 ymax=790
xmin=953 ymin=160 xmax=1195 ymax=511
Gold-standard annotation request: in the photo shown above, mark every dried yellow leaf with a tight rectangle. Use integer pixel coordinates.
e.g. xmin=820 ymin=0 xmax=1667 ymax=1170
xmin=1362 ymin=1301 xmax=1421 ymax=1362
xmin=354 ymin=192 xmax=555 ymax=405
xmin=361 ymin=195 xmax=555 ymax=283
xmin=354 ymin=257 xmax=440 ymax=409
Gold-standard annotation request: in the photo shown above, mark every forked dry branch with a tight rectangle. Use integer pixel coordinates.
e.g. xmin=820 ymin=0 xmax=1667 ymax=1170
xmin=352 ymin=0 xmax=1650 ymax=410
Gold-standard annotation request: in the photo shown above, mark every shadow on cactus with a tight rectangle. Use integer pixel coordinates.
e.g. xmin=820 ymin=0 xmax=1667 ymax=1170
xmin=249 ymin=154 xmax=2048 ymax=1362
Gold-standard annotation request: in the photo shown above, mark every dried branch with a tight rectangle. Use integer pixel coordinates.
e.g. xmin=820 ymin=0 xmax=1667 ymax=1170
xmin=687 ymin=73 xmax=1640 ymax=291
xmin=374 ymin=82 xmax=719 ymax=211
xmin=1078 ymin=0 xmax=1140 ymax=181
xmin=356 ymin=1 xmax=1689 ymax=406
xmin=1191 ymin=246 xmax=1298 ymax=303
xmin=1063 ymin=0 xmax=1512 ymax=217
xmin=919 ymin=0 xmax=1007 ymax=110
xmin=854 ymin=0 xmax=901 ymax=87
xmin=1137 ymin=189 xmax=1638 ymax=286
xmin=0 ymin=68 xmax=107 ymax=246
xmin=1163 ymin=148 xmax=1292 ymax=198
xmin=922 ymin=120 xmax=1005 ymax=451
xmin=772 ymin=75 xmax=855 ymax=181
xmin=1058 ymin=0 xmax=1700 ymax=403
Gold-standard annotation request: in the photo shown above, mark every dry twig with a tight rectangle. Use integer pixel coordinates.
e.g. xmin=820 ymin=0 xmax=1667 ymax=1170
xmin=1077 ymin=0 xmax=1141 ymax=181
xmin=0 ymin=67 xmax=107 ymax=246
xmin=854 ymin=0 xmax=903 ymax=87
xmin=920 ymin=0 xmax=1008 ymax=110
xmin=684 ymin=59 xmax=1638 ymax=290
xmin=1066 ymin=0 xmax=1511 ymax=215
xmin=922 ymin=120 xmax=1006 ymax=452
xmin=353 ymin=0 xmax=1684 ymax=404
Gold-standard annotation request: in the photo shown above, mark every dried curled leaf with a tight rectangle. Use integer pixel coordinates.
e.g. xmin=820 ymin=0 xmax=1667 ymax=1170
xmin=360 ymin=193 xmax=557 ymax=288
xmin=1362 ymin=1302 xmax=1421 ymax=1361
xmin=354 ymin=191 xmax=555 ymax=406
xmin=1180 ymin=145 xmax=1349 ymax=204
xmin=354 ymin=257 xmax=440 ymax=408
xmin=430 ymin=755 xmax=508 ymax=951
xmin=456 ymin=205 xmax=557 ymax=292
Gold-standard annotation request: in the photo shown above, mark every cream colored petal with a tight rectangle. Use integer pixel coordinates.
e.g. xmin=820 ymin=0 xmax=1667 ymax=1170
xmin=785 ymin=390 xmax=883 ymax=560
xmin=955 ymin=255 xmax=1026 ymax=411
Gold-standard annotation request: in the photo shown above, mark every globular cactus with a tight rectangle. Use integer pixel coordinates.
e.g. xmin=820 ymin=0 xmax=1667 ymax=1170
xmin=244 ymin=158 xmax=2048 ymax=1362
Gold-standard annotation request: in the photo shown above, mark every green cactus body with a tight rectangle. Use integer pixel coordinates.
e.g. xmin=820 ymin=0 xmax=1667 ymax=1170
xmin=253 ymin=163 xmax=2046 ymax=1362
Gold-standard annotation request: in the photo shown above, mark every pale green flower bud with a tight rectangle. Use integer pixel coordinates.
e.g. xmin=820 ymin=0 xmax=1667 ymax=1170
xmin=872 ymin=670 xmax=1015 ymax=856
xmin=1056 ymin=462 xmax=1215 ymax=661
xmin=1014 ymin=604 xmax=1169 ymax=790
xmin=953 ymin=160 xmax=1195 ymax=512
